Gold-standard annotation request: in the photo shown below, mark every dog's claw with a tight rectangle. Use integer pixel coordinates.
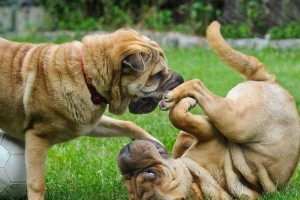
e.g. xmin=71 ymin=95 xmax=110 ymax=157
xmin=162 ymin=91 xmax=172 ymax=102
xmin=159 ymin=100 xmax=173 ymax=111
xmin=159 ymin=102 xmax=167 ymax=111
xmin=160 ymin=92 xmax=177 ymax=111
xmin=186 ymin=97 xmax=197 ymax=109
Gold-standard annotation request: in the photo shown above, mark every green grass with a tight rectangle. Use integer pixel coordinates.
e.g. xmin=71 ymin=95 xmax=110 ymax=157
xmin=41 ymin=47 xmax=300 ymax=199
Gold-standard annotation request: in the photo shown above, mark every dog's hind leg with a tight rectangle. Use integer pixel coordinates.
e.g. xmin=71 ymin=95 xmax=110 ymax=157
xmin=172 ymin=132 xmax=196 ymax=158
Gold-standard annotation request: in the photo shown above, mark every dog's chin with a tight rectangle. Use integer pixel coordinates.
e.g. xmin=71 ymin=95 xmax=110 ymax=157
xmin=128 ymin=97 xmax=158 ymax=114
xmin=109 ymin=97 xmax=131 ymax=115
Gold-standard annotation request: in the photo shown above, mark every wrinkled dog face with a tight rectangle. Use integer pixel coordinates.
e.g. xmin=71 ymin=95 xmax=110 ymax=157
xmin=116 ymin=30 xmax=183 ymax=114
xmin=83 ymin=29 xmax=183 ymax=114
xmin=118 ymin=139 xmax=192 ymax=199
xmin=107 ymin=29 xmax=184 ymax=114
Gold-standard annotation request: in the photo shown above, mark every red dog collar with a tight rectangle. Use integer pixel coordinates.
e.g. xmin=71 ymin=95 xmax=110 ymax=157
xmin=80 ymin=55 xmax=108 ymax=105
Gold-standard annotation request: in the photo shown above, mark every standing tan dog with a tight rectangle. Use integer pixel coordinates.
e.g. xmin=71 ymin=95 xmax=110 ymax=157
xmin=0 ymin=29 xmax=183 ymax=200
xmin=118 ymin=21 xmax=300 ymax=199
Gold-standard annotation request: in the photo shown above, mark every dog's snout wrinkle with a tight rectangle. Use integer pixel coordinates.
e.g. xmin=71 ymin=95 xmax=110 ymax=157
xmin=161 ymin=73 xmax=184 ymax=91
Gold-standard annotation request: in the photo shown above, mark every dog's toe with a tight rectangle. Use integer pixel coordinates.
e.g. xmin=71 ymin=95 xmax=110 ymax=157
xmin=160 ymin=91 xmax=177 ymax=110
xmin=162 ymin=91 xmax=172 ymax=102
xmin=186 ymin=97 xmax=197 ymax=109
xmin=159 ymin=101 xmax=167 ymax=111
xmin=159 ymin=100 xmax=173 ymax=111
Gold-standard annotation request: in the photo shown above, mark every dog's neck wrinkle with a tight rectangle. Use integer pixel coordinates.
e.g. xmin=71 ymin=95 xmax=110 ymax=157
xmin=22 ymin=42 xmax=102 ymax=125
xmin=80 ymin=52 xmax=108 ymax=105
xmin=81 ymin=41 xmax=115 ymax=103
xmin=180 ymin=157 xmax=219 ymax=199
xmin=172 ymin=159 xmax=196 ymax=198
xmin=46 ymin=42 xmax=83 ymax=84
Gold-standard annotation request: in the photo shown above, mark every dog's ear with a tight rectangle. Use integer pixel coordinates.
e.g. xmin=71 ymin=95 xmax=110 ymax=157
xmin=122 ymin=54 xmax=145 ymax=72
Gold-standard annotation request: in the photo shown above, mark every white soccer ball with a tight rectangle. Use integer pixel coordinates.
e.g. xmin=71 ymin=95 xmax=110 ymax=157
xmin=0 ymin=130 xmax=27 ymax=198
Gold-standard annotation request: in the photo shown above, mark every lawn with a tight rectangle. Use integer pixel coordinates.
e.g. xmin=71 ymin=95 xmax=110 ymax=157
xmin=39 ymin=46 xmax=300 ymax=200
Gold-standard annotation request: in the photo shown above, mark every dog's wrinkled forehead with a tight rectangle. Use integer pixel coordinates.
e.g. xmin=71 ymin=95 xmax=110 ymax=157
xmin=113 ymin=28 xmax=164 ymax=60
xmin=117 ymin=28 xmax=151 ymax=41
xmin=114 ymin=28 xmax=162 ymax=51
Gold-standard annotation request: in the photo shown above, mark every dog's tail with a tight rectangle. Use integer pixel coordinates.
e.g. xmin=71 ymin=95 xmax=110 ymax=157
xmin=206 ymin=21 xmax=276 ymax=82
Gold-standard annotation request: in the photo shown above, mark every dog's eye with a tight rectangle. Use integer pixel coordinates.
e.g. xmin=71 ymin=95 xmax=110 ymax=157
xmin=145 ymin=169 xmax=155 ymax=174
xmin=151 ymin=71 xmax=164 ymax=80
xmin=142 ymin=169 xmax=156 ymax=181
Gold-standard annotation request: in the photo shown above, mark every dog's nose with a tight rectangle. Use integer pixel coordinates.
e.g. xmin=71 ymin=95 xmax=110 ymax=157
xmin=174 ymin=72 xmax=184 ymax=85
xmin=162 ymin=72 xmax=184 ymax=92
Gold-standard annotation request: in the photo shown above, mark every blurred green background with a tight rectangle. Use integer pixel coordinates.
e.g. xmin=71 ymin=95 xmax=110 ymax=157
xmin=1 ymin=0 xmax=300 ymax=39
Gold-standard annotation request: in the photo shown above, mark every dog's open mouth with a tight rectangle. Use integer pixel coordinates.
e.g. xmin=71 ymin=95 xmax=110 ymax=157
xmin=128 ymin=97 xmax=159 ymax=114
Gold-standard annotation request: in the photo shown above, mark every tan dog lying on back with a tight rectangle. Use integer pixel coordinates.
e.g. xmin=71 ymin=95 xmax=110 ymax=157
xmin=0 ymin=29 xmax=183 ymax=200
xmin=118 ymin=21 xmax=300 ymax=199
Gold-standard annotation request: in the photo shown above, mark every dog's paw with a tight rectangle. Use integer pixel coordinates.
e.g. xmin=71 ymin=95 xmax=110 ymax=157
xmin=173 ymin=97 xmax=197 ymax=112
xmin=183 ymin=97 xmax=197 ymax=110
xmin=159 ymin=91 xmax=175 ymax=111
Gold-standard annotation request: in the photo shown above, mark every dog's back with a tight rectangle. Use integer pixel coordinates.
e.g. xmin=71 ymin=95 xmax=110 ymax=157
xmin=206 ymin=21 xmax=300 ymax=191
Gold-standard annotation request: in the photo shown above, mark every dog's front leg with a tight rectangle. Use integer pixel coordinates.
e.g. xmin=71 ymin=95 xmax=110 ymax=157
xmin=25 ymin=129 xmax=51 ymax=200
xmin=160 ymin=79 xmax=253 ymax=142
xmin=87 ymin=115 xmax=159 ymax=142
xmin=160 ymin=79 xmax=218 ymax=112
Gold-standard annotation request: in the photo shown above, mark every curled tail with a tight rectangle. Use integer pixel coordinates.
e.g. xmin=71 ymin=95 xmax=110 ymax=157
xmin=206 ymin=21 xmax=275 ymax=82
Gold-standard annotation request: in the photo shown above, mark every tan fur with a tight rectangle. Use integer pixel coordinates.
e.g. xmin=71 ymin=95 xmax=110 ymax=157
xmin=0 ymin=29 xmax=183 ymax=200
xmin=118 ymin=21 xmax=300 ymax=199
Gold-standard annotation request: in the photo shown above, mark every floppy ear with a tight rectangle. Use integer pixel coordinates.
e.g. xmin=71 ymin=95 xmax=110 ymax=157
xmin=122 ymin=54 xmax=145 ymax=72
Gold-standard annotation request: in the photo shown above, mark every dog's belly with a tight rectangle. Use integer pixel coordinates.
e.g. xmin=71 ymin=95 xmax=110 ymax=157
xmin=227 ymin=81 xmax=300 ymax=189
xmin=185 ymin=143 xmax=260 ymax=199
xmin=0 ymin=105 xmax=26 ymax=140
xmin=236 ymin=138 xmax=300 ymax=189
xmin=0 ymin=82 xmax=25 ymax=138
